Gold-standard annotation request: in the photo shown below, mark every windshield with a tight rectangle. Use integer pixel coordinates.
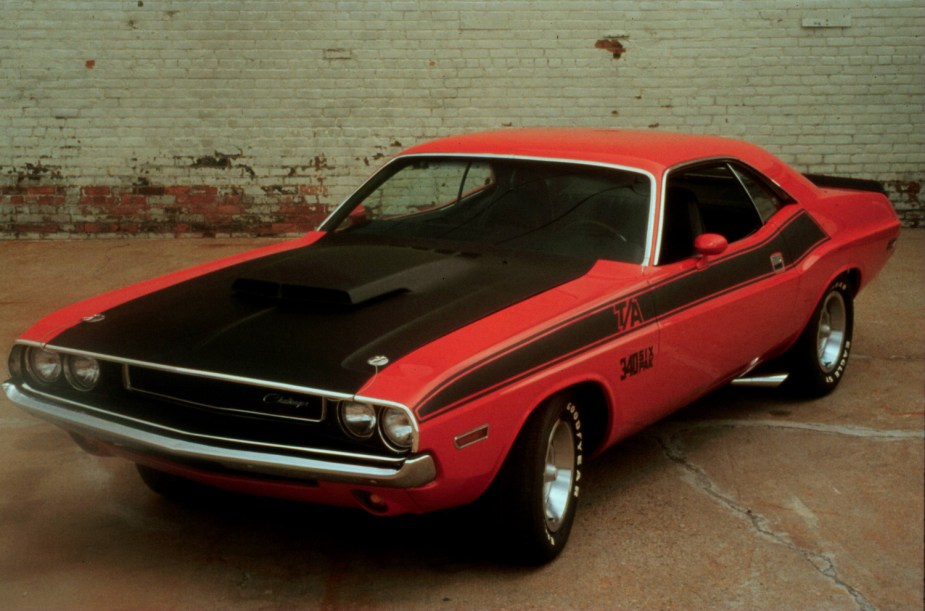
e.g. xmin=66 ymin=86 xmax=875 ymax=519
xmin=325 ymin=157 xmax=652 ymax=263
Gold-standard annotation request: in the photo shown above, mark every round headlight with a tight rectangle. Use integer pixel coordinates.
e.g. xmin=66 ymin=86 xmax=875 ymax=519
xmin=64 ymin=355 xmax=100 ymax=392
xmin=25 ymin=347 xmax=62 ymax=385
xmin=381 ymin=407 xmax=414 ymax=450
xmin=339 ymin=401 xmax=377 ymax=439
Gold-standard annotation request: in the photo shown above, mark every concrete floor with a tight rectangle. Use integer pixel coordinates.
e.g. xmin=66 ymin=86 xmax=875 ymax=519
xmin=0 ymin=231 xmax=922 ymax=610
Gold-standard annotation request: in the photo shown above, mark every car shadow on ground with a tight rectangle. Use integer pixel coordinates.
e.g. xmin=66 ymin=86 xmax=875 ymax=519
xmin=115 ymin=384 xmax=801 ymax=572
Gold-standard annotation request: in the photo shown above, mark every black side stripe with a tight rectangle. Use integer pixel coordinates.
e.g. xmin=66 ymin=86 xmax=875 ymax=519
xmin=416 ymin=210 xmax=828 ymax=419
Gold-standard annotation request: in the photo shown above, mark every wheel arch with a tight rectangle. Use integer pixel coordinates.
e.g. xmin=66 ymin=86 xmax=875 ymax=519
xmin=843 ymin=267 xmax=861 ymax=297
xmin=805 ymin=267 xmax=860 ymax=322
xmin=565 ymin=381 xmax=610 ymax=457
xmin=524 ymin=381 xmax=610 ymax=459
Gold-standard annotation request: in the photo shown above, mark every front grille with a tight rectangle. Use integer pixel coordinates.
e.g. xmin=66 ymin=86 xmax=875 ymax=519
xmin=125 ymin=366 xmax=326 ymax=423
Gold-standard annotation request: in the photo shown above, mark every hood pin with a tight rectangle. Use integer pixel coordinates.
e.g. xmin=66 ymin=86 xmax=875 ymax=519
xmin=367 ymin=355 xmax=389 ymax=373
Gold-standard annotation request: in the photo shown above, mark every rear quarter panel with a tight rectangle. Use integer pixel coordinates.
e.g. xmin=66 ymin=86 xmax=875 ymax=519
xmin=790 ymin=188 xmax=899 ymax=328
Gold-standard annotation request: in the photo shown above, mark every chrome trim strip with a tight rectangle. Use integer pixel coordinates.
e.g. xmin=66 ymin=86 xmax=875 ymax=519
xmin=453 ymin=424 xmax=489 ymax=450
xmin=33 ymin=342 xmax=356 ymax=402
xmin=19 ymin=382 xmax=397 ymax=464
xmin=319 ymin=153 xmax=659 ymax=267
xmin=730 ymin=373 xmax=789 ymax=388
xmin=3 ymin=381 xmax=436 ymax=488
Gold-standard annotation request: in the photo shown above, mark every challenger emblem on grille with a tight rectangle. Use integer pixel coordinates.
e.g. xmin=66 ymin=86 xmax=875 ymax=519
xmin=125 ymin=366 xmax=325 ymax=422
xmin=263 ymin=393 xmax=314 ymax=411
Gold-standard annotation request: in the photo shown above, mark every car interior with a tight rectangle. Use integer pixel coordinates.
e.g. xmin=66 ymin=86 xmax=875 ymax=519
xmin=658 ymin=161 xmax=785 ymax=264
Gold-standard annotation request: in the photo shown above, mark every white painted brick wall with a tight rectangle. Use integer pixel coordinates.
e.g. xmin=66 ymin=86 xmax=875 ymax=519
xmin=1 ymin=0 xmax=923 ymax=236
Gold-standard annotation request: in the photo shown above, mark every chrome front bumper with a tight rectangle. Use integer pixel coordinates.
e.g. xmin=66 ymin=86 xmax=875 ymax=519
xmin=2 ymin=381 xmax=436 ymax=489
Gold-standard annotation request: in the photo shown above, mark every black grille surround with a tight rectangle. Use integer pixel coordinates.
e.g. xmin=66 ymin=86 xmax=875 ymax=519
xmin=11 ymin=352 xmax=408 ymax=462
xmin=125 ymin=366 xmax=327 ymax=424
xmin=111 ymin=363 xmax=404 ymax=458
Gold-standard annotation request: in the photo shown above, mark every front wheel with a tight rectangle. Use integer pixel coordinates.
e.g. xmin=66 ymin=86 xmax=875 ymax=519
xmin=784 ymin=278 xmax=854 ymax=397
xmin=491 ymin=394 xmax=583 ymax=564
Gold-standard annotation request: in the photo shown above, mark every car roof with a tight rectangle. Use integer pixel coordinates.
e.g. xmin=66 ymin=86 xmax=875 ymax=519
xmin=402 ymin=129 xmax=754 ymax=170
xmin=400 ymin=128 xmax=818 ymax=200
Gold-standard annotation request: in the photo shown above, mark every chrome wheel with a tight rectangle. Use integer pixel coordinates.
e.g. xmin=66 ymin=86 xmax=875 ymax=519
xmin=491 ymin=396 xmax=583 ymax=564
xmin=542 ymin=419 xmax=576 ymax=533
xmin=816 ymin=291 xmax=847 ymax=373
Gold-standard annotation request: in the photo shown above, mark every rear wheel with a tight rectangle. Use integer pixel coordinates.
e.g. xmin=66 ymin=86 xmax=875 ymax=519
xmin=491 ymin=394 xmax=583 ymax=564
xmin=784 ymin=278 xmax=854 ymax=397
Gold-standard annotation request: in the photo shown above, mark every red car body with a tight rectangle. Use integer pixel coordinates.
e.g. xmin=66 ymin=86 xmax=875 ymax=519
xmin=4 ymin=130 xmax=900 ymax=562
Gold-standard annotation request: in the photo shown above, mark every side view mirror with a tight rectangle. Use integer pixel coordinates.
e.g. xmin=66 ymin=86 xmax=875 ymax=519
xmin=694 ymin=233 xmax=728 ymax=257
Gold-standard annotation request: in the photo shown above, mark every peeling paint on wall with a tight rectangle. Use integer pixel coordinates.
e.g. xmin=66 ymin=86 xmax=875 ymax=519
xmin=2 ymin=2 xmax=922 ymax=238
xmin=187 ymin=152 xmax=256 ymax=178
xmin=9 ymin=162 xmax=63 ymax=184
xmin=595 ymin=37 xmax=627 ymax=59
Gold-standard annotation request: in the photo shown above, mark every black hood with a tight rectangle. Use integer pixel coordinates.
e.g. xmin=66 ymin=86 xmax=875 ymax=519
xmin=52 ymin=234 xmax=594 ymax=394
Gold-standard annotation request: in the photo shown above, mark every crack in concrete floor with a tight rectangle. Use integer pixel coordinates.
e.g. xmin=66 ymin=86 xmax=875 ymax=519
xmin=649 ymin=417 xmax=922 ymax=611
xmin=663 ymin=419 xmax=924 ymax=440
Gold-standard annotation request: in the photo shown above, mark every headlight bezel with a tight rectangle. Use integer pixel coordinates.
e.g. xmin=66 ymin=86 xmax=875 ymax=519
xmin=8 ymin=344 xmax=25 ymax=380
xmin=24 ymin=347 xmax=63 ymax=386
xmin=16 ymin=345 xmax=104 ymax=393
xmin=338 ymin=401 xmax=378 ymax=440
xmin=380 ymin=406 xmax=415 ymax=451
xmin=63 ymin=354 xmax=101 ymax=392
xmin=337 ymin=400 xmax=418 ymax=453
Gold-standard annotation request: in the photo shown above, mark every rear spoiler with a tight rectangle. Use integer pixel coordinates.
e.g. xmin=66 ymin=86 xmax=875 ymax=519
xmin=804 ymin=174 xmax=887 ymax=195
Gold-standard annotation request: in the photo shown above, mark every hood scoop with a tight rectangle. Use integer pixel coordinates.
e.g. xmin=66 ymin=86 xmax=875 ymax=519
xmin=232 ymin=277 xmax=408 ymax=306
xmin=232 ymin=241 xmax=476 ymax=307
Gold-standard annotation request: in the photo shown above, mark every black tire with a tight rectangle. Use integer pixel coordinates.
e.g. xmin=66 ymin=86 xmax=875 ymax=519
xmin=784 ymin=277 xmax=854 ymax=397
xmin=136 ymin=464 xmax=206 ymax=501
xmin=491 ymin=394 xmax=583 ymax=564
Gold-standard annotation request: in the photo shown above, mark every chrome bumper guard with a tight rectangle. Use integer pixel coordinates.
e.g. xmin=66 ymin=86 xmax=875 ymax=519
xmin=2 ymin=381 xmax=436 ymax=489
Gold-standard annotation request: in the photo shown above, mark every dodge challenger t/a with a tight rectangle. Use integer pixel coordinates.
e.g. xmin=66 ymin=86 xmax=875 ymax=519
xmin=4 ymin=130 xmax=900 ymax=563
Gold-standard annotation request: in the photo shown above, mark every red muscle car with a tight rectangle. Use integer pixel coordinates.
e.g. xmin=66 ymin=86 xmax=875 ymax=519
xmin=4 ymin=129 xmax=900 ymax=563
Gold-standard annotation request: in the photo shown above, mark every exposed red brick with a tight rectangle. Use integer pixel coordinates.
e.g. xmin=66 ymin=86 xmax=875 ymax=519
xmin=165 ymin=186 xmax=191 ymax=197
xmin=26 ymin=186 xmax=61 ymax=196
xmin=15 ymin=222 xmax=60 ymax=234
xmin=270 ymin=223 xmax=301 ymax=234
xmin=81 ymin=186 xmax=112 ymax=197
xmin=133 ymin=185 xmax=166 ymax=196
xmin=119 ymin=194 xmax=147 ymax=206
xmin=35 ymin=195 xmax=66 ymax=207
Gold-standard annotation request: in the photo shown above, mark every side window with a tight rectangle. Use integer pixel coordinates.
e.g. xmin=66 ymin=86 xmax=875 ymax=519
xmin=660 ymin=161 xmax=778 ymax=264
xmin=729 ymin=164 xmax=785 ymax=222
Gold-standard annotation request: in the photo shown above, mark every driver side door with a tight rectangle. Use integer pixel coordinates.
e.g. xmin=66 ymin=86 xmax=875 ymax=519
xmin=642 ymin=160 xmax=819 ymax=412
